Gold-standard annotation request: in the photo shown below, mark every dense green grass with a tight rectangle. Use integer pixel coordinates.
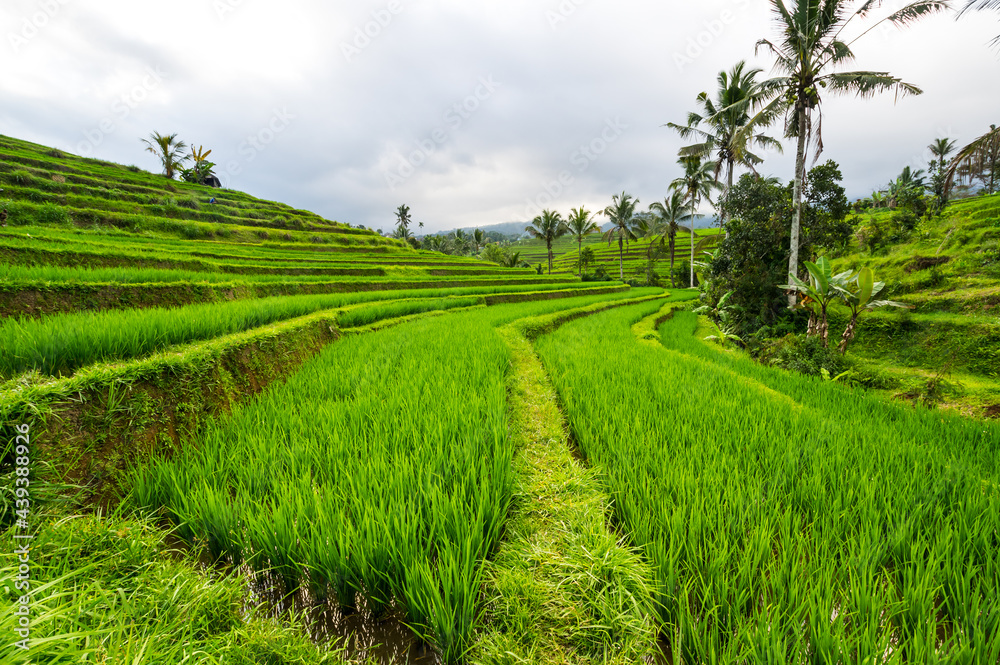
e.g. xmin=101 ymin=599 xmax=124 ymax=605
xmin=0 ymin=512 xmax=342 ymax=664
xmin=534 ymin=302 xmax=1000 ymax=662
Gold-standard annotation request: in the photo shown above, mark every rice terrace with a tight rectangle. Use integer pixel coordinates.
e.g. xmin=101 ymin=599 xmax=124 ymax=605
xmin=2 ymin=1 xmax=999 ymax=664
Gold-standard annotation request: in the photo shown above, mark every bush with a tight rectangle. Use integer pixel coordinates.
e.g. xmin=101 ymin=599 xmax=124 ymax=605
xmin=757 ymin=334 xmax=849 ymax=378
xmin=8 ymin=169 xmax=34 ymax=186
xmin=755 ymin=333 xmax=901 ymax=389
xmin=180 ymin=223 xmax=212 ymax=239
xmin=37 ymin=202 xmax=70 ymax=225
xmin=891 ymin=209 xmax=918 ymax=233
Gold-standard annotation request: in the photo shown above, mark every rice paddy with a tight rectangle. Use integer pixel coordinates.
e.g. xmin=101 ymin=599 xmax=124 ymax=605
xmin=4 ymin=131 xmax=998 ymax=665
xmin=533 ymin=302 xmax=1000 ymax=661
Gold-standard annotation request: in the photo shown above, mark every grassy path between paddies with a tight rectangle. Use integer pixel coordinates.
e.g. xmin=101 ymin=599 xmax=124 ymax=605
xmin=470 ymin=293 xmax=700 ymax=664
xmin=470 ymin=322 xmax=656 ymax=665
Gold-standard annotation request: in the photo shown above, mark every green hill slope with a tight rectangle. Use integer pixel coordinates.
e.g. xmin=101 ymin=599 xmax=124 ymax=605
xmin=831 ymin=194 xmax=1000 ymax=417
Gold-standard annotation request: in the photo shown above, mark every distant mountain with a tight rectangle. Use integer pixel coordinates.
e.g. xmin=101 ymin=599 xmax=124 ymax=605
xmin=599 ymin=216 xmax=719 ymax=232
xmin=432 ymin=217 xmax=721 ymax=238
xmin=429 ymin=221 xmax=530 ymax=237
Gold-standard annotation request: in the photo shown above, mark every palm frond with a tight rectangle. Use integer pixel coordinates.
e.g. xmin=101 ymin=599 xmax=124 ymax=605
xmin=823 ymin=71 xmax=923 ymax=100
xmin=944 ymin=124 xmax=1000 ymax=190
xmin=885 ymin=1 xmax=951 ymax=26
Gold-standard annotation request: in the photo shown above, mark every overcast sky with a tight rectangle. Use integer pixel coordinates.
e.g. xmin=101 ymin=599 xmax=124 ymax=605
xmin=3 ymin=0 xmax=997 ymax=233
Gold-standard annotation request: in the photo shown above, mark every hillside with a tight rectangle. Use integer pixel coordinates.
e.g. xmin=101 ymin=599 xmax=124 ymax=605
xmin=830 ymin=194 xmax=1000 ymax=417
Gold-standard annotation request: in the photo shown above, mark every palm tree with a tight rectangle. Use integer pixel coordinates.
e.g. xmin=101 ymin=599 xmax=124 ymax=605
xmin=667 ymin=61 xmax=783 ymax=230
xmin=394 ymin=204 xmax=412 ymax=234
xmin=472 ymin=228 xmax=486 ymax=254
xmin=453 ymin=228 xmax=470 ymax=255
xmin=928 ymin=137 xmax=957 ymax=202
xmin=500 ymin=250 xmax=523 ymax=268
xmin=946 ymin=124 xmax=1000 ymax=195
xmin=525 ymin=209 xmax=567 ymax=274
xmin=565 ymin=206 xmax=599 ymax=277
xmin=749 ymin=0 xmax=947 ymax=306
xmin=632 ymin=214 xmax=669 ymax=285
xmin=141 ymin=132 xmax=188 ymax=179
xmin=601 ymin=192 xmax=640 ymax=281
xmin=670 ymin=157 xmax=719 ymax=288
xmin=929 ymin=138 xmax=957 ymax=172
xmin=648 ymin=191 xmax=690 ymax=287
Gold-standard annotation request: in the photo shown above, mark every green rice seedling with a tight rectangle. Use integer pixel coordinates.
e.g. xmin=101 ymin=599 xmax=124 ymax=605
xmin=189 ymin=485 xmax=244 ymax=565
xmin=124 ymin=290 xmax=669 ymax=660
xmin=530 ymin=299 xmax=1000 ymax=662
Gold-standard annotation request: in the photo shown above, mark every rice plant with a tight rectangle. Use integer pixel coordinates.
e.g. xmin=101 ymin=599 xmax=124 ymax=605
xmin=534 ymin=302 xmax=1000 ymax=662
xmin=127 ymin=289 xmax=665 ymax=662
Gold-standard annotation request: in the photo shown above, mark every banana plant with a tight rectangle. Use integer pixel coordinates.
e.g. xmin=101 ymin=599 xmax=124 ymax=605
xmin=694 ymin=290 xmax=745 ymax=347
xmin=834 ymin=266 xmax=911 ymax=354
xmin=780 ymin=256 xmax=853 ymax=348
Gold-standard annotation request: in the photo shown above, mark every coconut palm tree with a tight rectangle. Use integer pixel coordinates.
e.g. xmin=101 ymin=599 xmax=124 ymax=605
xmin=566 ymin=206 xmax=599 ymax=277
xmin=394 ymin=204 xmax=412 ymax=234
xmin=670 ymin=157 xmax=719 ymax=288
xmin=748 ymin=0 xmax=947 ymax=306
xmin=525 ymin=209 xmax=567 ymax=274
xmin=928 ymin=137 xmax=957 ymax=202
xmin=648 ymin=191 xmax=691 ymax=287
xmin=632 ymin=214 xmax=669 ymax=285
xmin=601 ymin=192 xmax=640 ymax=281
xmin=453 ymin=228 xmax=471 ymax=255
xmin=946 ymin=124 xmax=1000 ymax=195
xmin=667 ymin=61 xmax=783 ymax=229
xmin=472 ymin=228 xmax=486 ymax=254
xmin=929 ymin=138 xmax=957 ymax=171
xmin=141 ymin=132 xmax=188 ymax=179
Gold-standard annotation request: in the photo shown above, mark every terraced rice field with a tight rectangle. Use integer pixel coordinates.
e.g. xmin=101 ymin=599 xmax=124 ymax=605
xmin=535 ymin=301 xmax=1000 ymax=662
xmin=3 ymin=132 xmax=998 ymax=664
xmin=516 ymin=228 xmax=722 ymax=278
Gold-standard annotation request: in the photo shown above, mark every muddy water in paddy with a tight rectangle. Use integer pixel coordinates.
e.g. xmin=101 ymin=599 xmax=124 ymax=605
xmin=163 ymin=535 xmax=439 ymax=664
xmin=246 ymin=571 xmax=441 ymax=665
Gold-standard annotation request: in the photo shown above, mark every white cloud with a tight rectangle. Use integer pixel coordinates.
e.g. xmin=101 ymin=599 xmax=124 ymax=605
xmin=2 ymin=0 xmax=997 ymax=232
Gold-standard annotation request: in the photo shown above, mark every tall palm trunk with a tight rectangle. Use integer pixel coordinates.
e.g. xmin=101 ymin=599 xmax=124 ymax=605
xmin=547 ymin=239 xmax=553 ymax=274
xmin=689 ymin=201 xmax=696 ymax=288
xmin=788 ymin=103 xmax=808 ymax=308
xmin=577 ymin=240 xmax=582 ymax=278
xmin=618 ymin=237 xmax=624 ymax=280
xmin=723 ymin=162 xmax=734 ymax=238
xmin=668 ymin=234 xmax=676 ymax=287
